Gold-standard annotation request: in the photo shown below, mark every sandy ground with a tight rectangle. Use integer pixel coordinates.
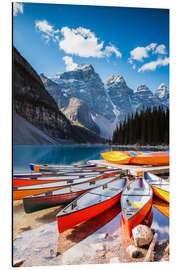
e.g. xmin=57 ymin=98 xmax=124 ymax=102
xmin=13 ymin=200 xmax=63 ymax=241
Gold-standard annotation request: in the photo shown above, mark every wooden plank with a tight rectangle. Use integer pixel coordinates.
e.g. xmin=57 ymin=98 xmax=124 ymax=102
xmin=144 ymin=233 xmax=158 ymax=262
xmin=87 ymin=160 xmax=169 ymax=175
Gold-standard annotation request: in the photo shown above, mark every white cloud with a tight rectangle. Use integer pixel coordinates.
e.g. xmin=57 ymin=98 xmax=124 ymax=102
xmin=130 ymin=43 xmax=157 ymax=62
xmin=104 ymin=45 xmax=122 ymax=58
xmin=13 ymin=2 xmax=23 ymax=16
xmin=35 ymin=20 xmax=60 ymax=43
xmin=35 ymin=20 xmax=54 ymax=36
xmin=138 ymin=57 xmax=169 ymax=72
xmin=35 ymin=22 xmax=122 ymax=59
xmin=146 ymin=43 xmax=157 ymax=51
xmin=63 ymin=56 xmax=78 ymax=71
xmin=154 ymin=44 xmax=167 ymax=55
xmin=59 ymin=26 xmax=122 ymax=58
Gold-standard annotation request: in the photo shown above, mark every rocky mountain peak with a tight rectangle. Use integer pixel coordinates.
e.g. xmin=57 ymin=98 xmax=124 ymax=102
xmin=50 ymin=64 xmax=97 ymax=83
xmin=75 ymin=64 xmax=94 ymax=72
xmin=156 ymin=83 xmax=168 ymax=99
xmin=105 ymin=75 xmax=127 ymax=89
xmin=134 ymin=85 xmax=150 ymax=93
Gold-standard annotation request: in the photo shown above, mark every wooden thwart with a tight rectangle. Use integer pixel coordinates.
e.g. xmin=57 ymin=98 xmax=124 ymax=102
xmin=88 ymin=160 xmax=169 ymax=175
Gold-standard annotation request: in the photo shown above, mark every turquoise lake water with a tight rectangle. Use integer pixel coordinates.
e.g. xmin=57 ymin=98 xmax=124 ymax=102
xmin=13 ymin=144 xmax=111 ymax=173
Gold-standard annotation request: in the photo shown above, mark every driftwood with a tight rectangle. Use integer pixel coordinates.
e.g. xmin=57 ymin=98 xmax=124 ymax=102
xmin=144 ymin=233 xmax=158 ymax=262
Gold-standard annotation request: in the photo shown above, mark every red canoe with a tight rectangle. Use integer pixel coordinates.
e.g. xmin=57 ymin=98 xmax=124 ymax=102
xmin=56 ymin=177 xmax=127 ymax=233
xmin=121 ymin=207 xmax=153 ymax=260
xmin=23 ymin=174 xmax=123 ymax=213
xmin=13 ymin=168 xmax=119 ymax=188
xmin=121 ymin=178 xmax=153 ymax=237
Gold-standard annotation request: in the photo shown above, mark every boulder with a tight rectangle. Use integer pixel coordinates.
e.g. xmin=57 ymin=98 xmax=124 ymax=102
xmin=126 ymin=245 xmax=141 ymax=258
xmin=132 ymin=225 xmax=153 ymax=247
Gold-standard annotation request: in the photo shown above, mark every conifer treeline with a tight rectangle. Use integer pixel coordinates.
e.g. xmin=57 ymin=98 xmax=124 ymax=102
xmin=112 ymin=106 xmax=169 ymax=145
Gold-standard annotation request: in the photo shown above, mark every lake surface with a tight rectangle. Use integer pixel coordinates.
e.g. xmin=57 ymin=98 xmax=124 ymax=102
xmin=13 ymin=144 xmax=111 ymax=173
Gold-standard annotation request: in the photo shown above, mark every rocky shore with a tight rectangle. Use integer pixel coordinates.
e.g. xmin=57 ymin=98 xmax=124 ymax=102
xmin=13 ymin=201 xmax=169 ymax=267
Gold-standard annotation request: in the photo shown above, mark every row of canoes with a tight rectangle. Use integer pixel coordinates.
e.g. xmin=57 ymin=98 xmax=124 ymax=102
xmin=101 ymin=150 xmax=169 ymax=166
xmin=13 ymin=163 xmax=169 ymax=236
xmin=56 ymin=172 xmax=169 ymax=236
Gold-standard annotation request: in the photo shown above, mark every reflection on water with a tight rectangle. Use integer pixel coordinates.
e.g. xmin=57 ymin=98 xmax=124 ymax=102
xmin=13 ymin=145 xmax=111 ymax=172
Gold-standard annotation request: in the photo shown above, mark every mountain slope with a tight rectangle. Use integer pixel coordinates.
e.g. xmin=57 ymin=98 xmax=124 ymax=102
xmin=13 ymin=47 xmax=104 ymax=144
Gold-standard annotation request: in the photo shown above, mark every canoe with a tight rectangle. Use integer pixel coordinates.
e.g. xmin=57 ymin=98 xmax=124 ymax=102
xmin=144 ymin=172 xmax=169 ymax=203
xmin=101 ymin=150 xmax=169 ymax=166
xmin=13 ymin=170 xmax=121 ymax=200
xmin=56 ymin=177 xmax=127 ymax=233
xmin=132 ymin=152 xmax=169 ymax=166
xmin=13 ymin=168 xmax=122 ymax=188
xmin=121 ymin=178 xmax=153 ymax=237
xmin=101 ymin=151 xmax=144 ymax=164
xmin=29 ymin=163 xmax=105 ymax=173
xmin=121 ymin=207 xmax=153 ymax=260
xmin=153 ymin=197 xmax=169 ymax=218
xmin=23 ymin=174 xmax=124 ymax=213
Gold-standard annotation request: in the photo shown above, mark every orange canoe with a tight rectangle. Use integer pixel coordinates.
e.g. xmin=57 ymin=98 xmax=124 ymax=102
xmin=132 ymin=152 xmax=169 ymax=166
xmin=57 ymin=178 xmax=127 ymax=233
xmin=13 ymin=170 xmax=120 ymax=200
xmin=121 ymin=178 xmax=153 ymax=237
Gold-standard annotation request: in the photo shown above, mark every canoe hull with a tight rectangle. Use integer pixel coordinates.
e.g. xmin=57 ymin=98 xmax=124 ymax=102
xmin=13 ymin=186 xmax=66 ymax=201
xmin=132 ymin=152 xmax=169 ymax=166
xmin=121 ymin=207 xmax=153 ymax=260
xmin=57 ymin=192 xmax=122 ymax=233
xmin=13 ymin=178 xmax=64 ymax=188
xmin=122 ymin=197 xmax=152 ymax=237
xmin=23 ymin=189 xmax=90 ymax=213
xmin=152 ymin=186 xmax=169 ymax=203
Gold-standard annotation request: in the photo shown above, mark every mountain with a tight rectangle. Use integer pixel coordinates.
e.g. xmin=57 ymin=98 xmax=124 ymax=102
xmin=13 ymin=112 xmax=67 ymax=145
xmin=13 ymin=47 xmax=104 ymax=144
xmin=49 ymin=64 xmax=116 ymax=122
xmin=40 ymin=65 xmax=169 ymax=139
xmin=105 ymin=75 xmax=134 ymax=121
xmin=154 ymin=83 xmax=169 ymax=107
xmin=131 ymin=84 xmax=160 ymax=111
xmin=62 ymin=97 xmax=100 ymax=134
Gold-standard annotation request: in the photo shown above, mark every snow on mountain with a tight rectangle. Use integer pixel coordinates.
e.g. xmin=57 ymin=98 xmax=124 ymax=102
xmin=40 ymin=65 xmax=169 ymax=139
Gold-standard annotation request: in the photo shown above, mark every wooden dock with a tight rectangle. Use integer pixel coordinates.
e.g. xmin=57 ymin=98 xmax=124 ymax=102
xmin=87 ymin=160 xmax=169 ymax=176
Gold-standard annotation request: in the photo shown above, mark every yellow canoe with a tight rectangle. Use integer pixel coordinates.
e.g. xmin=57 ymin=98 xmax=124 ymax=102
xmin=153 ymin=197 xmax=169 ymax=218
xmin=144 ymin=172 xmax=169 ymax=203
xmin=101 ymin=151 xmax=141 ymax=164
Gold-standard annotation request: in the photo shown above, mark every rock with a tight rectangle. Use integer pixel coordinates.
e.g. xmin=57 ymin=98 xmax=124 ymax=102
xmin=109 ymin=257 xmax=120 ymax=263
xmin=132 ymin=225 xmax=153 ymax=247
xmin=63 ymin=97 xmax=100 ymax=133
xmin=126 ymin=245 xmax=142 ymax=258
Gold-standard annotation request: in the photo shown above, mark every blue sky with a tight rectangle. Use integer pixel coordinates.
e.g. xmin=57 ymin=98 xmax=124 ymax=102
xmin=13 ymin=2 xmax=169 ymax=91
